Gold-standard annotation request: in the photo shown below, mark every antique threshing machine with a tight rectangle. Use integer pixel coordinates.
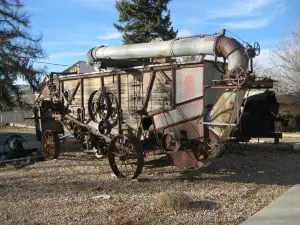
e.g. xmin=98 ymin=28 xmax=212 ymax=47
xmin=35 ymin=29 xmax=280 ymax=179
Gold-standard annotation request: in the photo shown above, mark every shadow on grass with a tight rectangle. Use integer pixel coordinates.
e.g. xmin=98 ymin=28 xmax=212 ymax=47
xmin=141 ymin=143 xmax=300 ymax=186
xmin=144 ymin=155 xmax=172 ymax=169
xmin=189 ymin=200 xmax=219 ymax=210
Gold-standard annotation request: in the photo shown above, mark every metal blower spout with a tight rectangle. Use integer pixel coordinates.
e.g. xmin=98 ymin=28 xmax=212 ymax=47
xmin=86 ymin=30 xmax=249 ymax=74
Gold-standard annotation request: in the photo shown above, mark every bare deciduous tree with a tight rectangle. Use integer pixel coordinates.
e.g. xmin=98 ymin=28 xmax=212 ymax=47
xmin=271 ymin=20 xmax=300 ymax=95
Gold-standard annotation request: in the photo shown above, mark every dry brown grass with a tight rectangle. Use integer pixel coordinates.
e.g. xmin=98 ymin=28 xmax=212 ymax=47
xmin=155 ymin=192 xmax=190 ymax=209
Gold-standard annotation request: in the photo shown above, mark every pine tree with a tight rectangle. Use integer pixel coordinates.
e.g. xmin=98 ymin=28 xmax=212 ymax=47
xmin=0 ymin=0 xmax=45 ymax=111
xmin=114 ymin=0 xmax=178 ymax=44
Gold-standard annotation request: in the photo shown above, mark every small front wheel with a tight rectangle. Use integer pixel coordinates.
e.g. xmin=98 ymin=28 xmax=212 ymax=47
xmin=108 ymin=134 xmax=144 ymax=179
xmin=42 ymin=130 xmax=60 ymax=160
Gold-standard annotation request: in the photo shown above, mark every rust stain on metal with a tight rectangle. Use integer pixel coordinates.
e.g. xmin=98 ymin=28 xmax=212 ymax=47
xmin=204 ymin=37 xmax=217 ymax=42
xmin=216 ymin=36 xmax=244 ymax=58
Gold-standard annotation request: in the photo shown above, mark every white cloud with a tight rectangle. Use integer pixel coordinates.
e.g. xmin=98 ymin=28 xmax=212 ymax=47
xmin=49 ymin=52 xmax=86 ymax=59
xmin=254 ymin=48 xmax=272 ymax=68
xmin=177 ymin=29 xmax=192 ymax=37
xmin=15 ymin=77 xmax=28 ymax=85
xmin=98 ymin=32 xmax=122 ymax=40
xmin=204 ymin=0 xmax=286 ymax=30
xmin=209 ymin=0 xmax=273 ymax=19
xmin=218 ymin=17 xmax=271 ymax=29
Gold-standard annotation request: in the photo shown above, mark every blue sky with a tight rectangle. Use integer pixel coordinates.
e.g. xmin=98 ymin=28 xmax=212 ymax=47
xmin=20 ymin=0 xmax=299 ymax=80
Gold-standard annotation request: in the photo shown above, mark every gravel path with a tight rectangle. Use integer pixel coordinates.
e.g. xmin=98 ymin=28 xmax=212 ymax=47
xmin=1 ymin=126 xmax=300 ymax=225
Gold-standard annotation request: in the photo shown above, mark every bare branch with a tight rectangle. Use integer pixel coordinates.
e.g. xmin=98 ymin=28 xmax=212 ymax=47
xmin=270 ymin=19 xmax=300 ymax=95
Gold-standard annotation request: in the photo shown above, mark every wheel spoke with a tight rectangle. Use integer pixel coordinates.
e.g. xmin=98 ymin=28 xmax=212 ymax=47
xmin=112 ymin=151 xmax=121 ymax=157
xmin=42 ymin=131 xmax=60 ymax=160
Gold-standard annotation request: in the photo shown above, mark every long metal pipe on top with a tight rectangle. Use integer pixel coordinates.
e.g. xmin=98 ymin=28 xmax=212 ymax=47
xmin=87 ymin=33 xmax=249 ymax=72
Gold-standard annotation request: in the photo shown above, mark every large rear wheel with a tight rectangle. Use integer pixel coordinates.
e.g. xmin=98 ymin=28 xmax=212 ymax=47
xmin=108 ymin=134 xmax=144 ymax=179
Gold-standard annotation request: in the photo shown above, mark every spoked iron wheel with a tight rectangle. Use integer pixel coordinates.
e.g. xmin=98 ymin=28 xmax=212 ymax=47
xmin=95 ymin=138 xmax=108 ymax=159
xmin=73 ymin=125 xmax=81 ymax=140
xmin=3 ymin=135 xmax=30 ymax=154
xmin=88 ymin=90 xmax=112 ymax=123
xmin=42 ymin=130 xmax=60 ymax=160
xmin=229 ymin=67 xmax=247 ymax=86
xmin=108 ymin=134 xmax=144 ymax=179
xmin=162 ymin=132 xmax=180 ymax=151
xmin=106 ymin=93 xmax=120 ymax=127
xmin=80 ymin=132 xmax=94 ymax=151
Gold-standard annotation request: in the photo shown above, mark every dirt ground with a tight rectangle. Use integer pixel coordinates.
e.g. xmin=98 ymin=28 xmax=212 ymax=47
xmin=1 ymin=126 xmax=300 ymax=225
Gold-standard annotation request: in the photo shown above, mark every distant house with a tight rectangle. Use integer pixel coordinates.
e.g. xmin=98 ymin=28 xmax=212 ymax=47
xmin=63 ymin=61 xmax=97 ymax=74
xmin=246 ymin=91 xmax=300 ymax=131
xmin=276 ymin=94 xmax=300 ymax=131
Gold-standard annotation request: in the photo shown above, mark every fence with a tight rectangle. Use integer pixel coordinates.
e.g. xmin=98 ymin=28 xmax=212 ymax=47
xmin=0 ymin=111 xmax=34 ymax=126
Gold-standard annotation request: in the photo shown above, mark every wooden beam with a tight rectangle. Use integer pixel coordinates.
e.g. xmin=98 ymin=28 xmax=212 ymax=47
xmin=67 ymin=80 xmax=80 ymax=107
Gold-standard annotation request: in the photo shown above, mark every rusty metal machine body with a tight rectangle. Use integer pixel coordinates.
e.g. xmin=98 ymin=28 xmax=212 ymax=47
xmin=35 ymin=29 xmax=280 ymax=179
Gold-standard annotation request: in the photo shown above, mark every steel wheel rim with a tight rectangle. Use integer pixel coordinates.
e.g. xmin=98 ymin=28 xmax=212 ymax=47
xmin=73 ymin=126 xmax=81 ymax=139
xmin=108 ymin=135 xmax=143 ymax=179
xmin=43 ymin=131 xmax=55 ymax=159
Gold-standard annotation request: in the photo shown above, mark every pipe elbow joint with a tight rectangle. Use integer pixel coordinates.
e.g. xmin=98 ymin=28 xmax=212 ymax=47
xmin=215 ymin=36 xmax=249 ymax=73
xmin=87 ymin=48 xmax=96 ymax=65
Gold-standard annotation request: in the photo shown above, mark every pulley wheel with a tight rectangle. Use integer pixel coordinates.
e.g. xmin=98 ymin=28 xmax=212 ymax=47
xmin=253 ymin=42 xmax=260 ymax=56
xmin=87 ymin=90 xmax=112 ymax=123
xmin=229 ymin=67 xmax=247 ymax=86
xmin=161 ymin=132 xmax=180 ymax=151
xmin=98 ymin=120 xmax=112 ymax=135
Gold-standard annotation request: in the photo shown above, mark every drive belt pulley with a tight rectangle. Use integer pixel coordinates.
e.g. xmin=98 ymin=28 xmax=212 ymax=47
xmin=88 ymin=90 xmax=112 ymax=123
xmin=88 ymin=89 xmax=121 ymax=135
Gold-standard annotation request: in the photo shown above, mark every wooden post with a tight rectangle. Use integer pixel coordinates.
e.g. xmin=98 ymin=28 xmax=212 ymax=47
xmin=117 ymin=74 xmax=122 ymax=134
xmin=80 ymin=78 xmax=85 ymax=123
xmin=171 ymin=68 xmax=176 ymax=107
